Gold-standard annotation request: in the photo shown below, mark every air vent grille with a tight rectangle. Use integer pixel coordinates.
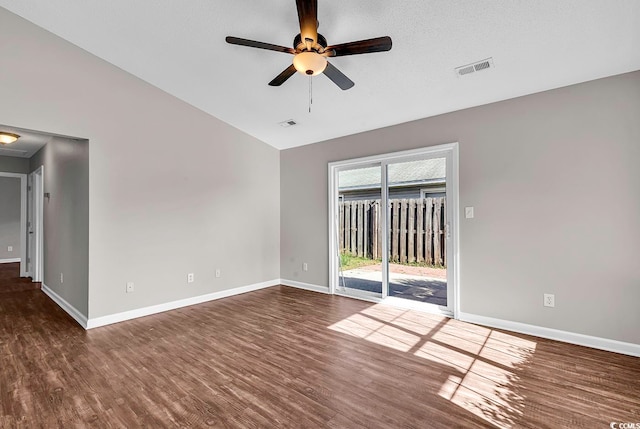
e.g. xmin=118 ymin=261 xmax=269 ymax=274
xmin=474 ymin=61 xmax=491 ymax=71
xmin=279 ymin=119 xmax=297 ymax=128
xmin=455 ymin=57 xmax=494 ymax=77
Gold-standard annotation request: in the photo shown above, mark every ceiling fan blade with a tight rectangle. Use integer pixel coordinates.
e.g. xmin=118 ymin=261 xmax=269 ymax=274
xmin=323 ymin=62 xmax=354 ymax=90
xmin=325 ymin=36 xmax=392 ymax=57
xmin=296 ymin=0 xmax=318 ymax=45
xmin=226 ymin=36 xmax=295 ymax=54
xmin=269 ymin=64 xmax=297 ymax=86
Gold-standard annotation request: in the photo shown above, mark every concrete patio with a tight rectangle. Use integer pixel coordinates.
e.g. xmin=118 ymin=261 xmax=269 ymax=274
xmin=339 ymin=264 xmax=447 ymax=306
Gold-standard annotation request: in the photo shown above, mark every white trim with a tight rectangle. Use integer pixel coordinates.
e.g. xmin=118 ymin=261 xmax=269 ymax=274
xmin=0 ymin=258 xmax=21 ymax=264
xmin=42 ymin=283 xmax=88 ymax=328
xmin=419 ymin=187 xmax=446 ymax=198
xmin=459 ymin=312 xmax=640 ymax=357
xmin=0 ymin=171 xmax=27 ymax=277
xmin=335 ymin=290 xmax=380 ymax=303
xmin=26 ymin=172 xmax=32 ymax=277
xmin=382 ymin=296 xmax=453 ymax=317
xmin=451 ymin=144 xmax=461 ymax=318
xmin=280 ymin=279 xmax=331 ymax=294
xmin=328 ymin=163 xmax=338 ymax=294
xmin=327 ymin=143 xmax=460 ymax=167
xmin=86 ymin=279 xmax=280 ymax=329
xmin=381 ymin=162 xmax=389 ymax=299
xmin=30 ymin=166 xmax=44 ymax=282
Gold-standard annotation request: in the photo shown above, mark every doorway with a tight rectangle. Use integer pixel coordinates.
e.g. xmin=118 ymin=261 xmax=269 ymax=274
xmin=0 ymin=172 xmax=27 ymax=276
xmin=329 ymin=143 xmax=459 ymax=317
xmin=27 ymin=166 xmax=44 ymax=282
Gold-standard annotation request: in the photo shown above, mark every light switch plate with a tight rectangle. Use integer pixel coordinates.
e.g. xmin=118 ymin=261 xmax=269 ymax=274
xmin=465 ymin=207 xmax=474 ymax=219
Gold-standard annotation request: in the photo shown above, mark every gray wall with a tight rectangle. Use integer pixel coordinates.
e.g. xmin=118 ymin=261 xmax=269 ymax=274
xmin=0 ymin=7 xmax=280 ymax=319
xmin=281 ymin=71 xmax=640 ymax=345
xmin=0 ymin=155 xmax=29 ymax=174
xmin=30 ymin=138 xmax=89 ymax=315
xmin=0 ymin=176 xmax=21 ymax=260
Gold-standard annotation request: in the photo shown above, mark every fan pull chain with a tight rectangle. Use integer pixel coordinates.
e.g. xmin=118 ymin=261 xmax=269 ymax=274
xmin=308 ymin=76 xmax=313 ymax=113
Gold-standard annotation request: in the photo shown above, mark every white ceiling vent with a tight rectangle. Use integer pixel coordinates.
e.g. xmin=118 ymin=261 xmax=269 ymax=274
xmin=455 ymin=58 xmax=494 ymax=78
xmin=279 ymin=119 xmax=297 ymax=128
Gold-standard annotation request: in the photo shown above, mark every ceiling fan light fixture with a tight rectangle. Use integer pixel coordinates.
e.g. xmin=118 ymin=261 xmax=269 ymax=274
xmin=293 ymin=51 xmax=327 ymax=76
xmin=0 ymin=132 xmax=20 ymax=145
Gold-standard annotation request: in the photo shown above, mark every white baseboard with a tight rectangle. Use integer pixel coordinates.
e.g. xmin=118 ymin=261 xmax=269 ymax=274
xmin=279 ymin=279 xmax=330 ymax=294
xmin=0 ymin=258 xmax=21 ymax=264
xmin=459 ymin=312 xmax=640 ymax=357
xmin=41 ymin=283 xmax=88 ymax=329
xmin=86 ymin=279 xmax=280 ymax=329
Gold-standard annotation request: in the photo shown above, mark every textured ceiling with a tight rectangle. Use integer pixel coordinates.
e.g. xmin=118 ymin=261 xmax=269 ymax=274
xmin=1 ymin=1 xmax=639 ymax=150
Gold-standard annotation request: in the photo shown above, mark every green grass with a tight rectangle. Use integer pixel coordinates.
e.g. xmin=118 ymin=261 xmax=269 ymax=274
xmin=339 ymin=252 xmax=446 ymax=271
xmin=339 ymin=253 xmax=381 ymax=271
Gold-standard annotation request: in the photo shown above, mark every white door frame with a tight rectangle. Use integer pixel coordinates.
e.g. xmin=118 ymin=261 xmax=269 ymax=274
xmin=29 ymin=166 xmax=44 ymax=282
xmin=0 ymin=171 xmax=28 ymax=277
xmin=328 ymin=142 xmax=460 ymax=318
xmin=27 ymin=172 xmax=33 ymax=276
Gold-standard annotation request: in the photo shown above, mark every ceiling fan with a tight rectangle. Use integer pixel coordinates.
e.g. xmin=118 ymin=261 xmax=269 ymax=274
xmin=225 ymin=0 xmax=392 ymax=90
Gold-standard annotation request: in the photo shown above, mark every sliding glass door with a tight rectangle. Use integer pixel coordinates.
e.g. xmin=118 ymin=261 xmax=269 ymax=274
xmin=335 ymin=163 xmax=385 ymax=300
xmin=329 ymin=144 xmax=457 ymax=316
xmin=386 ymin=156 xmax=451 ymax=310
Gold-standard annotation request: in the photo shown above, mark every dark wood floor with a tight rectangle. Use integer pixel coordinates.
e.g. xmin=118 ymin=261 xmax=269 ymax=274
xmin=1 ymin=263 xmax=639 ymax=428
xmin=0 ymin=262 xmax=40 ymax=294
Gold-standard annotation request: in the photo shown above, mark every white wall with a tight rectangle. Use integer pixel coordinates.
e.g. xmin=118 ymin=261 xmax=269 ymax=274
xmin=30 ymin=138 xmax=89 ymax=314
xmin=280 ymin=71 xmax=640 ymax=345
xmin=0 ymin=7 xmax=280 ymax=319
xmin=0 ymin=176 xmax=21 ymax=260
xmin=0 ymin=155 xmax=29 ymax=174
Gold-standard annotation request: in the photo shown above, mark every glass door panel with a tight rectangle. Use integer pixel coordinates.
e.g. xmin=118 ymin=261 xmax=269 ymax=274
xmin=386 ymin=157 xmax=449 ymax=309
xmin=336 ymin=164 xmax=384 ymax=299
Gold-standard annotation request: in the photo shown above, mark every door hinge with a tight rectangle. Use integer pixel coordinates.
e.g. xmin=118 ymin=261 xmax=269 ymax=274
xmin=445 ymin=223 xmax=451 ymax=240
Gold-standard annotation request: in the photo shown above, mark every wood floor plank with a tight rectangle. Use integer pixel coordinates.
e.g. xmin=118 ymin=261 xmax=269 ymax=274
xmin=1 ymin=263 xmax=639 ymax=428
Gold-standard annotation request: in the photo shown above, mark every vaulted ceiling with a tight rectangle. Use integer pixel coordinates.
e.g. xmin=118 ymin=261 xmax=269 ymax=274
xmin=1 ymin=1 xmax=639 ymax=149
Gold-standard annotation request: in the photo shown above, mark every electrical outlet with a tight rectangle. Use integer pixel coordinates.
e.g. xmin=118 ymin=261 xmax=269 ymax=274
xmin=543 ymin=293 xmax=555 ymax=307
xmin=303 ymin=262 xmax=308 ymax=271
xmin=187 ymin=273 xmax=194 ymax=283
xmin=7 ymin=246 xmax=13 ymax=252
xmin=60 ymin=273 xmax=64 ymax=284
xmin=126 ymin=282 xmax=134 ymax=293
xmin=215 ymin=269 xmax=221 ymax=278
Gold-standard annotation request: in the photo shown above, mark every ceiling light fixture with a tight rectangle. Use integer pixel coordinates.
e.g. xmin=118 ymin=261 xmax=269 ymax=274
xmin=0 ymin=132 xmax=20 ymax=145
xmin=293 ymin=51 xmax=327 ymax=76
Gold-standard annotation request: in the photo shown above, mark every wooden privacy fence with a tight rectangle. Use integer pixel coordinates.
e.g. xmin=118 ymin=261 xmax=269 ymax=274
xmin=339 ymin=197 xmax=446 ymax=267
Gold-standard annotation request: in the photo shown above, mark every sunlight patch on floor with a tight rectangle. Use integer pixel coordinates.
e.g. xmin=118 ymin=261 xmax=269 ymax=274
xmin=328 ymin=303 xmax=537 ymax=429
xmin=328 ymin=311 xmax=420 ymax=352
